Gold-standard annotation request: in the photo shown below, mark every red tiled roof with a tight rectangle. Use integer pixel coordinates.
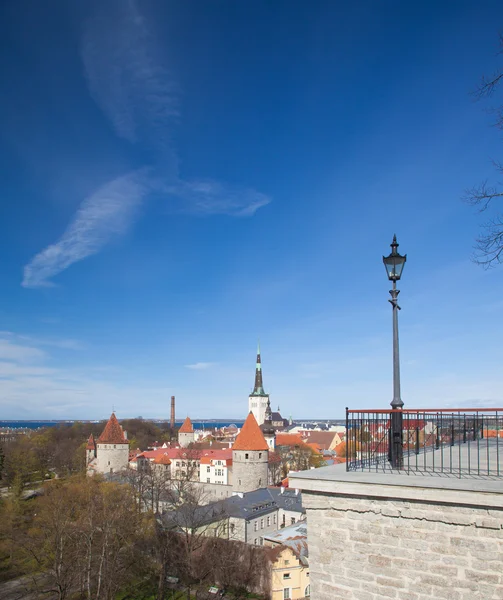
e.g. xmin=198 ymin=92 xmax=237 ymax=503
xmin=179 ymin=416 xmax=194 ymax=433
xmin=233 ymin=412 xmax=269 ymax=451
xmin=139 ymin=447 xmax=201 ymax=461
xmin=97 ymin=413 xmax=128 ymax=444
xmin=276 ymin=433 xmax=304 ymax=447
xmin=86 ymin=433 xmax=96 ymax=450
xmin=200 ymin=448 xmax=233 ymax=465
xmin=153 ymin=454 xmax=172 ymax=465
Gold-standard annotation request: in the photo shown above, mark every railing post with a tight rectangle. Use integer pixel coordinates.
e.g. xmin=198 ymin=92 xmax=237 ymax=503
xmin=390 ymin=409 xmax=403 ymax=469
xmin=345 ymin=407 xmax=349 ymax=472
xmin=415 ymin=426 xmax=420 ymax=455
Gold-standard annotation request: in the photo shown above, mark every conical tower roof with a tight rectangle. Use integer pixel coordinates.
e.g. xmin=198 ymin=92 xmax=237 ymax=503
xmin=97 ymin=413 xmax=127 ymax=444
xmin=86 ymin=433 xmax=96 ymax=450
xmin=179 ymin=416 xmax=194 ymax=433
xmin=233 ymin=412 xmax=269 ymax=451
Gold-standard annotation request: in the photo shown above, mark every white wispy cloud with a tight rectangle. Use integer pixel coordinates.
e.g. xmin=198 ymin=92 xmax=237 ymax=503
xmin=81 ymin=0 xmax=178 ymax=150
xmin=22 ymin=1 xmax=270 ymax=287
xmin=22 ymin=169 xmax=150 ymax=288
xmin=168 ymin=179 xmax=271 ymax=217
xmin=185 ymin=362 xmax=214 ymax=370
xmin=0 ymin=339 xmax=46 ymax=363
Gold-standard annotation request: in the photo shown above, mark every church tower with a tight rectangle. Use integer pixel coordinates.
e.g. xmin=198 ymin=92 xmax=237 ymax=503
xmin=248 ymin=342 xmax=270 ymax=426
xmin=232 ymin=412 xmax=269 ymax=494
xmin=261 ymin=398 xmax=276 ymax=451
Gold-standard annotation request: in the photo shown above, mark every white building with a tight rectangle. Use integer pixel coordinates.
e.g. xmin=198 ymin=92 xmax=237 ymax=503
xmin=199 ymin=448 xmax=233 ymax=485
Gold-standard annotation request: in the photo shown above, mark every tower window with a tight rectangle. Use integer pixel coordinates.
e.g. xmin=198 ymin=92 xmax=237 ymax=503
xmin=259 ymin=453 xmax=262 ymax=458
xmin=245 ymin=453 xmax=249 ymax=459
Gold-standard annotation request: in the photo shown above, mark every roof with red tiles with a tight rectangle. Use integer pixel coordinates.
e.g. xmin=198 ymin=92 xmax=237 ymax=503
xmin=86 ymin=433 xmax=96 ymax=450
xmin=153 ymin=454 xmax=172 ymax=465
xmin=232 ymin=412 xmax=269 ymax=451
xmin=179 ymin=416 xmax=194 ymax=433
xmin=139 ymin=447 xmax=202 ymax=461
xmin=275 ymin=433 xmax=304 ymax=447
xmin=97 ymin=413 xmax=128 ymax=444
xmin=200 ymin=448 xmax=233 ymax=464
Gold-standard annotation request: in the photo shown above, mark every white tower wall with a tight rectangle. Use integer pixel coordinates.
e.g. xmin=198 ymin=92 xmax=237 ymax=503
xmin=96 ymin=443 xmax=129 ymax=474
xmin=248 ymin=394 xmax=269 ymax=426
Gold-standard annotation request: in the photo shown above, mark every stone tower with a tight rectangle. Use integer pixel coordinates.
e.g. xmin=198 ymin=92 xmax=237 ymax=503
xmin=248 ymin=342 xmax=270 ymax=425
xmin=178 ymin=416 xmax=195 ymax=447
xmin=232 ymin=412 xmax=269 ymax=493
xmin=261 ymin=398 xmax=276 ymax=451
xmin=95 ymin=413 xmax=129 ymax=474
xmin=86 ymin=433 xmax=97 ymax=465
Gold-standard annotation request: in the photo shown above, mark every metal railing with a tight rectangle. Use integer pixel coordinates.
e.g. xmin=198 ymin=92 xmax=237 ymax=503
xmin=345 ymin=408 xmax=502 ymax=477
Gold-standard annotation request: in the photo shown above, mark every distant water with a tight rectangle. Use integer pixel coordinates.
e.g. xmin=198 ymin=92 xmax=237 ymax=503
xmin=0 ymin=420 xmax=244 ymax=430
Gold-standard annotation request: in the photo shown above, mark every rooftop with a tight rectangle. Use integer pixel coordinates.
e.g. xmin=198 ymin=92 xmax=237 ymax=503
xmin=233 ymin=412 xmax=269 ymax=451
xmin=179 ymin=416 xmax=194 ymax=433
xmin=97 ymin=413 xmax=128 ymax=445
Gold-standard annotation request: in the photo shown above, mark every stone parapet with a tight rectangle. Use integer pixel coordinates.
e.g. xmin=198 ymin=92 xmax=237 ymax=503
xmin=290 ymin=467 xmax=503 ymax=600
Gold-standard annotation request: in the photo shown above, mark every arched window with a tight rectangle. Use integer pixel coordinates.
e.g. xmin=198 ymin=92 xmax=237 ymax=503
xmin=245 ymin=453 xmax=249 ymax=459
xmin=305 ymin=584 xmax=310 ymax=596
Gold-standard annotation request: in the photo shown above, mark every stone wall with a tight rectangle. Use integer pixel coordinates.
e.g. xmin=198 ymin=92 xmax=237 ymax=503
xmin=304 ymin=491 xmax=503 ymax=600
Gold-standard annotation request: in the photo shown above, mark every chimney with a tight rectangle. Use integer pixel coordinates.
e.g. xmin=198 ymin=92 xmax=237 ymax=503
xmin=170 ymin=396 xmax=175 ymax=430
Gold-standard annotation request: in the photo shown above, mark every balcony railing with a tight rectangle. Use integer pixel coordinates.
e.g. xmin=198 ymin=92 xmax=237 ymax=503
xmin=345 ymin=408 xmax=502 ymax=477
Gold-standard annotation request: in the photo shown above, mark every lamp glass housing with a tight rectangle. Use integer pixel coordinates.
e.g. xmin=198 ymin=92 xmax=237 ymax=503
xmin=383 ymin=237 xmax=406 ymax=281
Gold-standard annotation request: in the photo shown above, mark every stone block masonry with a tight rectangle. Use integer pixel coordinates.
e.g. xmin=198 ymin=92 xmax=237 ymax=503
xmin=303 ymin=492 xmax=503 ymax=600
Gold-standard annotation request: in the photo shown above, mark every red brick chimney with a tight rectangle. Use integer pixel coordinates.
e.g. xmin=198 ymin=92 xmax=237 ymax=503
xmin=170 ymin=395 xmax=175 ymax=430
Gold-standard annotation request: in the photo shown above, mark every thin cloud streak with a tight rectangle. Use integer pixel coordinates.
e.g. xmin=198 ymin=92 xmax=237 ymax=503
xmin=22 ymin=169 xmax=150 ymax=288
xmin=81 ymin=0 xmax=179 ymax=150
xmin=168 ymin=179 xmax=271 ymax=217
xmin=185 ymin=362 xmax=214 ymax=370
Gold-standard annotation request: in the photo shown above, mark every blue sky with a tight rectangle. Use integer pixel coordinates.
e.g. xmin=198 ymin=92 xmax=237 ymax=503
xmin=0 ymin=0 xmax=502 ymax=420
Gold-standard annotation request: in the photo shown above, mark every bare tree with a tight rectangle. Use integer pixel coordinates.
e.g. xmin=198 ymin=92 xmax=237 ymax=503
xmin=465 ymin=33 xmax=503 ymax=266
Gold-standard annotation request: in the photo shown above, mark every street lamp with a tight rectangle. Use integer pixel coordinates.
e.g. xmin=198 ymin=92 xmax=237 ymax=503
xmin=383 ymin=234 xmax=407 ymax=468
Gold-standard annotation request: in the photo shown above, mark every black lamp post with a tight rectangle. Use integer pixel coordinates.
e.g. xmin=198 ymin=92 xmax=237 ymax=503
xmin=383 ymin=235 xmax=407 ymax=469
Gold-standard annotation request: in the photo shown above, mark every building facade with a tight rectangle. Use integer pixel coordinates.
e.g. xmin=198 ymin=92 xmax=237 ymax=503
xmin=199 ymin=448 xmax=233 ymax=485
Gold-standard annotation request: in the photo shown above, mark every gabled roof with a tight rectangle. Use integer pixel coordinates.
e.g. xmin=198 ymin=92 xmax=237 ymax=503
xmin=233 ymin=412 xmax=269 ymax=451
xmin=86 ymin=433 xmax=96 ymax=450
xmin=300 ymin=431 xmax=338 ymax=449
xmin=154 ymin=454 xmax=172 ymax=465
xmin=179 ymin=416 xmax=194 ymax=433
xmin=97 ymin=413 xmax=128 ymax=444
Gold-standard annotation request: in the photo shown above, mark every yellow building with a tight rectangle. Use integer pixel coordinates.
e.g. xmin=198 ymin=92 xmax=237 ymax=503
xmin=264 ymin=522 xmax=310 ymax=600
